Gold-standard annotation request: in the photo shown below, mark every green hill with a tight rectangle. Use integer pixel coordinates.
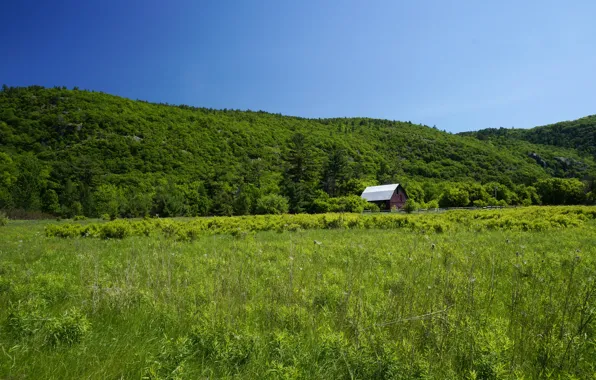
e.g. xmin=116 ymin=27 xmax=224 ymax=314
xmin=460 ymin=115 xmax=596 ymax=158
xmin=1 ymin=85 xmax=594 ymax=217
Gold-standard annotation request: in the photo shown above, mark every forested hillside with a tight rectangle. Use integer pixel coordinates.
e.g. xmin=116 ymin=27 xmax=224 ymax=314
xmin=1 ymin=85 xmax=595 ymax=218
xmin=461 ymin=115 xmax=596 ymax=158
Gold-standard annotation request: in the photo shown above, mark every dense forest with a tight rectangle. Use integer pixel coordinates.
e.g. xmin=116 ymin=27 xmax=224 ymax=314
xmin=1 ymin=85 xmax=595 ymax=218
xmin=461 ymin=115 xmax=596 ymax=158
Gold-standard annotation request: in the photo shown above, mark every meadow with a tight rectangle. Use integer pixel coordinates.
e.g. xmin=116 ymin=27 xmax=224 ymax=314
xmin=1 ymin=207 xmax=596 ymax=379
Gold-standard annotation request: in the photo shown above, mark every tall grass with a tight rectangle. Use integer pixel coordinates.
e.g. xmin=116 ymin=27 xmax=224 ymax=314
xmin=1 ymin=208 xmax=595 ymax=378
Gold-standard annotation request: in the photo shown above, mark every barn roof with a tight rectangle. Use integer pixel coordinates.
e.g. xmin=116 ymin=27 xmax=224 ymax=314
xmin=361 ymin=184 xmax=400 ymax=202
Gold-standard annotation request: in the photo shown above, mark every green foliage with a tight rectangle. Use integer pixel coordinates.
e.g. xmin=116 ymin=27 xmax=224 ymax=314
xmin=363 ymin=201 xmax=380 ymax=212
xmin=94 ymin=184 xmax=124 ymax=218
xmin=42 ymin=189 xmax=61 ymax=215
xmin=0 ymin=210 xmax=7 ymax=226
xmin=43 ymin=307 xmax=91 ymax=347
xmin=465 ymin=115 xmax=596 ymax=157
xmin=587 ymin=191 xmax=595 ymax=205
xmin=403 ymin=198 xmax=419 ymax=213
xmin=439 ymin=186 xmax=470 ymax=207
xmin=405 ymin=182 xmax=425 ymax=203
xmin=256 ymin=194 xmax=289 ymax=215
xmin=43 ymin=207 xmax=596 ymax=240
xmin=536 ymin=177 xmax=587 ymax=205
xmin=6 ymin=299 xmax=90 ymax=347
xmin=1 ymin=86 xmax=594 ymax=219
xmin=425 ymin=199 xmax=439 ymax=209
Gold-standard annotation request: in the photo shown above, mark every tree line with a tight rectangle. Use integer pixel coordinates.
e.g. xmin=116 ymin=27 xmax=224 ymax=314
xmin=1 ymin=86 xmax=595 ymax=218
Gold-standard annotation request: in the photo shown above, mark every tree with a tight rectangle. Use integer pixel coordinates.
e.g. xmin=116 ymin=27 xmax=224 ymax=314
xmin=0 ymin=152 xmax=17 ymax=209
xmin=404 ymin=183 xmax=425 ymax=203
xmin=153 ymin=180 xmax=185 ymax=217
xmin=256 ymin=194 xmax=289 ymax=215
xmin=12 ymin=154 xmax=50 ymax=211
xmin=439 ymin=186 xmax=470 ymax=208
xmin=94 ymin=184 xmax=124 ymax=218
xmin=322 ymin=145 xmax=352 ymax=197
xmin=209 ymin=182 xmax=234 ymax=216
xmin=42 ymin=189 xmax=61 ymax=214
xmin=180 ymin=181 xmax=210 ymax=216
xmin=535 ymin=178 xmax=586 ymax=205
xmin=403 ymin=199 xmax=419 ymax=214
xmin=282 ymin=133 xmax=320 ymax=213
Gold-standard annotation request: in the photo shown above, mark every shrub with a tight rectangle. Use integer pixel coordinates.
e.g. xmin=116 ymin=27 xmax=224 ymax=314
xmin=439 ymin=187 xmax=470 ymax=208
xmin=99 ymin=221 xmax=133 ymax=239
xmin=403 ymin=199 xmax=419 ymax=214
xmin=43 ymin=207 xmax=596 ymax=239
xmin=0 ymin=211 xmax=7 ymax=226
xmin=71 ymin=201 xmax=84 ymax=217
xmin=363 ymin=202 xmax=380 ymax=212
xmin=45 ymin=223 xmax=85 ymax=238
xmin=256 ymin=194 xmax=289 ymax=215
xmin=426 ymin=199 xmax=439 ymax=210
xmin=473 ymin=199 xmax=487 ymax=207
xmin=311 ymin=198 xmax=332 ymax=213
xmin=335 ymin=195 xmax=368 ymax=213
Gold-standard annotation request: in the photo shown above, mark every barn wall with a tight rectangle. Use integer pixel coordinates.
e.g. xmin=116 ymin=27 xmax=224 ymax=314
xmin=389 ymin=187 xmax=407 ymax=209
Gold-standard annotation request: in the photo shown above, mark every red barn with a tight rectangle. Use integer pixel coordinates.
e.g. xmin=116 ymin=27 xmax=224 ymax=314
xmin=361 ymin=184 xmax=408 ymax=210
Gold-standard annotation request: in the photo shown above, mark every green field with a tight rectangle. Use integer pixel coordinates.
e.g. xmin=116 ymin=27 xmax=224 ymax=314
xmin=1 ymin=208 xmax=596 ymax=379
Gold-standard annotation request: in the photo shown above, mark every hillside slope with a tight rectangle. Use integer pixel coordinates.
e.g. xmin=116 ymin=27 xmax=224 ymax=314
xmin=0 ymin=85 xmax=594 ymax=216
xmin=460 ymin=115 xmax=596 ymax=158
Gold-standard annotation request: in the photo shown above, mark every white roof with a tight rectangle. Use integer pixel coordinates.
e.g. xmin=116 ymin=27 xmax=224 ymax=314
xmin=361 ymin=184 xmax=400 ymax=201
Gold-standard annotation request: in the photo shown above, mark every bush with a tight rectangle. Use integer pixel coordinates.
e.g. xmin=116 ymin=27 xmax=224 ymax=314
xmin=99 ymin=221 xmax=132 ymax=239
xmin=363 ymin=202 xmax=380 ymax=212
xmin=439 ymin=187 xmax=470 ymax=208
xmin=311 ymin=198 xmax=332 ymax=213
xmin=335 ymin=195 xmax=368 ymax=213
xmin=403 ymin=199 xmax=419 ymax=214
xmin=0 ymin=211 xmax=8 ymax=226
xmin=256 ymin=194 xmax=289 ymax=215
xmin=43 ymin=207 xmax=596 ymax=239
xmin=425 ymin=200 xmax=439 ymax=210
xmin=473 ymin=199 xmax=488 ymax=208
xmin=71 ymin=201 xmax=83 ymax=217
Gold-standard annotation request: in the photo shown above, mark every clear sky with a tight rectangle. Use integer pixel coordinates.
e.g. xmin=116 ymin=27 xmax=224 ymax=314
xmin=2 ymin=0 xmax=595 ymax=132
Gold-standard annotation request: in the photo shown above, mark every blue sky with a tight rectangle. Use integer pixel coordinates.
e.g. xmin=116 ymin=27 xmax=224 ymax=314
xmin=2 ymin=0 xmax=595 ymax=132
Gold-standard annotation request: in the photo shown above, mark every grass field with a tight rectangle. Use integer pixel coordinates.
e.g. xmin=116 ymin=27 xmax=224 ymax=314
xmin=1 ymin=207 xmax=596 ymax=379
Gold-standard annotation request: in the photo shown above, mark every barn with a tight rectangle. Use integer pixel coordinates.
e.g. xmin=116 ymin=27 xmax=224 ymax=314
xmin=361 ymin=184 xmax=408 ymax=210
